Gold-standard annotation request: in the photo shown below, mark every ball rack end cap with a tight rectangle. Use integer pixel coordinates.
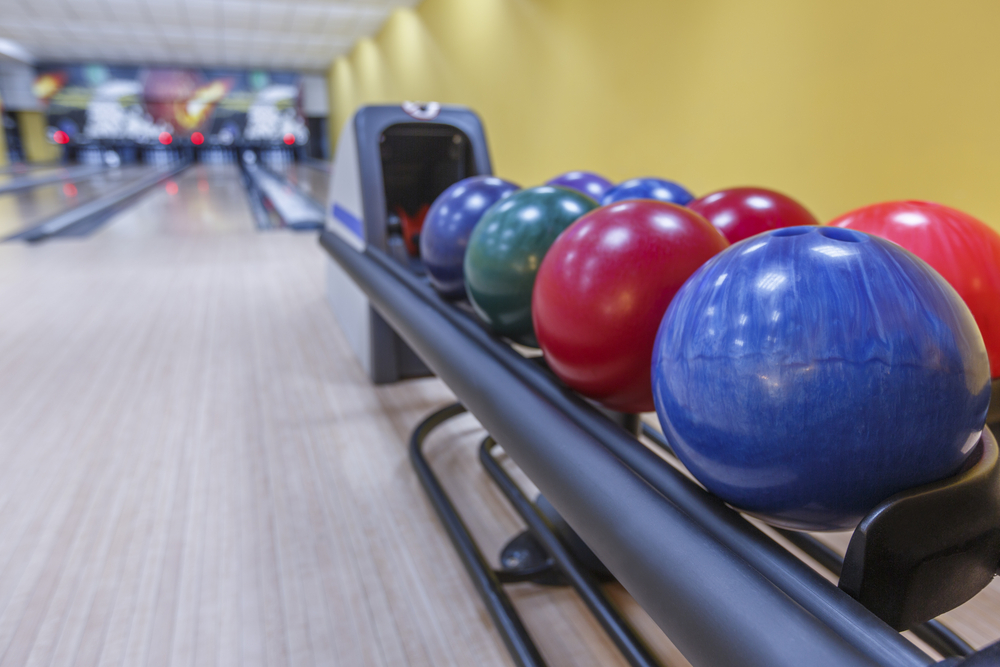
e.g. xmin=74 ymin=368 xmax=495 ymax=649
xmin=840 ymin=427 xmax=1000 ymax=630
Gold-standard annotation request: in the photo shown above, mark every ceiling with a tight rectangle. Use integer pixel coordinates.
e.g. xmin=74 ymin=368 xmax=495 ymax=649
xmin=0 ymin=0 xmax=419 ymax=72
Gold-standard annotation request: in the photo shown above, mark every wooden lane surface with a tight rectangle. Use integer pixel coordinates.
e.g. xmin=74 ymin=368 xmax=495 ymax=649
xmin=0 ymin=228 xmax=691 ymax=666
xmin=0 ymin=166 xmax=158 ymax=239
xmin=272 ymin=164 xmax=331 ymax=208
xmin=94 ymin=164 xmax=257 ymax=239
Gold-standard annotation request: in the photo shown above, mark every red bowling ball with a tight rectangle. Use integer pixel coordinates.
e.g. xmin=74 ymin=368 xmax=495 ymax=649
xmin=533 ymin=200 xmax=729 ymax=413
xmin=833 ymin=200 xmax=1000 ymax=378
xmin=688 ymin=187 xmax=818 ymax=244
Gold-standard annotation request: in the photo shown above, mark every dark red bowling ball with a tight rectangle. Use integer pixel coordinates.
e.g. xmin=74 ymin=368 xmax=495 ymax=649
xmin=533 ymin=201 xmax=729 ymax=412
xmin=688 ymin=187 xmax=818 ymax=244
xmin=833 ymin=200 xmax=1000 ymax=378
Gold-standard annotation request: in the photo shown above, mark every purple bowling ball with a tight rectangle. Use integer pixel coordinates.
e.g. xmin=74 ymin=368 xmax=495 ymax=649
xmin=546 ymin=171 xmax=613 ymax=202
xmin=601 ymin=177 xmax=694 ymax=206
xmin=420 ymin=175 xmax=520 ymax=298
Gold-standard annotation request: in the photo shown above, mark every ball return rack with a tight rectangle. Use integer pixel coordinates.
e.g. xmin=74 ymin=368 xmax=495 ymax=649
xmin=321 ymin=228 xmax=1000 ymax=667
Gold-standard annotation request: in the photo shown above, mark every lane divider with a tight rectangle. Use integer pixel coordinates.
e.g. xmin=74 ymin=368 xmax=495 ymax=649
xmin=243 ymin=163 xmax=324 ymax=230
xmin=7 ymin=162 xmax=192 ymax=243
xmin=0 ymin=164 xmax=107 ymax=196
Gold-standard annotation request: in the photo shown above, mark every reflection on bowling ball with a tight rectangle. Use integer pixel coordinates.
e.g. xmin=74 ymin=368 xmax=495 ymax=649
xmin=545 ymin=171 xmax=613 ymax=202
xmin=652 ymin=226 xmax=991 ymax=531
xmin=420 ymin=176 xmax=520 ymax=298
xmin=601 ymin=177 xmax=694 ymax=206
xmin=833 ymin=201 xmax=1000 ymax=379
xmin=533 ymin=201 xmax=728 ymax=412
xmin=688 ymin=187 xmax=818 ymax=244
xmin=465 ymin=186 xmax=597 ymax=346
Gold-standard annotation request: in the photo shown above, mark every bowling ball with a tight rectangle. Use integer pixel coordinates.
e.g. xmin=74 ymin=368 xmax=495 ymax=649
xmin=652 ymin=226 xmax=991 ymax=531
xmin=688 ymin=187 xmax=819 ymax=244
xmin=465 ymin=186 xmax=598 ymax=346
xmin=546 ymin=171 xmax=613 ymax=202
xmin=601 ymin=177 xmax=694 ymax=206
xmin=420 ymin=176 xmax=520 ymax=298
xmin=833 ymin=201 xmax=1000 ymax=379
xmin=533 ymin=201 xmax=728 ymax=412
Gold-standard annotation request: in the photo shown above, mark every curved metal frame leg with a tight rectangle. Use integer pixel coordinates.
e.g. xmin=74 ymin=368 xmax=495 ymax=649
xmin=409 ymin=403 xmax=547 ymax=667
xmin=479 ymin=437 xmax=662 ymax=667
xmin=411 ymin=403 xmax=664 ymax=667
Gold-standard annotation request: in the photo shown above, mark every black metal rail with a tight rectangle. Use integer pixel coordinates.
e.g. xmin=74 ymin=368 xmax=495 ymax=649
xmin=409 ymin=404 xmax=546 ymax=667
xmin=411 ymin=402 xmax=667 ymax=666
xmin=350 ymin=232 xmax=931 ymax=660
xmin=639 ymin=421 xmax=977 ymax=660
xmin=321 ymin=229 xmax=947 ymax=665
xmin=477 ymin=433 xmax=662 ymax=667
xmin=321 ymin=229 xmax=947 ymax=666
xmin=340 ymin=225 xmax=1000 ymax=651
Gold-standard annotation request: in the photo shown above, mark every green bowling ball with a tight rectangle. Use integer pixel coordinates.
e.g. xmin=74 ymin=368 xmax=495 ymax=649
xmin=465 ymin=186 xmax=597 ymax=346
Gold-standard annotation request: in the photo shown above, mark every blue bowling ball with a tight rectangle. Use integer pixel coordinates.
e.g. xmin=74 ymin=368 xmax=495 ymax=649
xmin=420 ymin=176 xmax=520 ymax=298
xmin=546 ymin=171 xmax=613 ymax=202
xmin=601 ymin=177 xmax=694 ymax=206
xmin=652 ymin=226 xmax=991 ymax=530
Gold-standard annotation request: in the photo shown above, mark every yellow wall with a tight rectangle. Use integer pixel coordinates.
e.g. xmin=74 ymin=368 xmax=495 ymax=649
xmin=329 ymin=0 xmax=1000 ymax=229
xmin=18 ymin=111 xmax=60 ymax=164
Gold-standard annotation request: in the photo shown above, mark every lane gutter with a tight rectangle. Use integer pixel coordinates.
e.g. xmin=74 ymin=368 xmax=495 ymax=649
xmin=6 ymin=161 xmax=192 ymax=243
xmin=0 ymin=164 xmax=108 ymax=196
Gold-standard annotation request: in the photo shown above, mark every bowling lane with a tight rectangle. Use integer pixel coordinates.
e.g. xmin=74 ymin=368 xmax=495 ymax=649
xmin=0 ymin=161 xmax=60 ymax=176
xmin=94 ymin=164 xmax=257 ymax=238
xmin=0 ymin=163 xmax=106 ymax=195
xmin=275 ymin=162 xmax=331 ymax=206
xmin=0 ymin=165 xmax=160 ymax=238
xmin=0 ymin=164 xmax=66 ymax=186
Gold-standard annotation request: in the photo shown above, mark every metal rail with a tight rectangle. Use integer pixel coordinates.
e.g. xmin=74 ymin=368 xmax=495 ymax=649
xmin=477 ymin=434 xmax=662 ymax=667
xmin=638 ymin=421 xmax=976 ymax=660
xmin=409 ymin=404 xmax=545 ymax=667
xmin=320 ymin=229 xmax=916 ymax=667
xmin=322 ymin=229 xmax=936 ymax=666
